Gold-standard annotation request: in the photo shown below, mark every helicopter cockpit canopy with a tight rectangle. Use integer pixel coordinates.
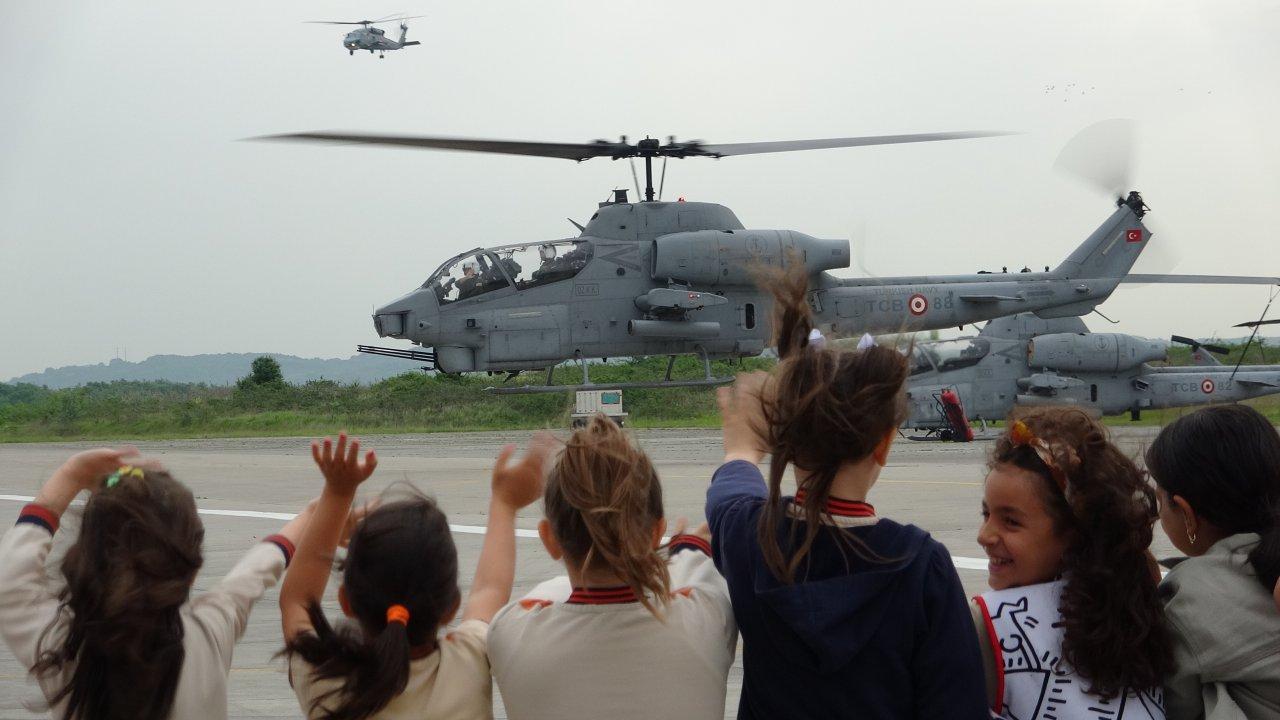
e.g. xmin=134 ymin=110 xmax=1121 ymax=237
xmin=909 ymin=337 xmax=991 ymax=375
xmin=424 ymin=239 xmax=594 ymax=304
xmin=493 ymin=239 xmax=593 ymax=291
xmin=425 ymin=250 xmax=512 ymax=305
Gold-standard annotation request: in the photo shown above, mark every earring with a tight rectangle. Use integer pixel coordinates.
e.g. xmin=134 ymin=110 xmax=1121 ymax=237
xmin=1186 ymin=524 xmax=1197 ymax=546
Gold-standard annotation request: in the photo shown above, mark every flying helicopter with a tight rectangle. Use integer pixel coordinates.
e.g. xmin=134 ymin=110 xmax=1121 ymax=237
xmin=259 ymin=128 xmax=1280 ymax=394
xmin=307 ymin=15 xmax=423 ymax=57
xmin=903 ymin=310 xmax=1280 ymax=439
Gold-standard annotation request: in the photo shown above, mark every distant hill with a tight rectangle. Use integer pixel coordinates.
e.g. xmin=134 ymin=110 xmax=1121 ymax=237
xmin=8 ymin=352 xmax=425 ymax=389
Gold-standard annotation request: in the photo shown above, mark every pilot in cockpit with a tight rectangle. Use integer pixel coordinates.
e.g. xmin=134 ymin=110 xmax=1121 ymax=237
xmin=455 ymin=259 xmax=482 ymax=299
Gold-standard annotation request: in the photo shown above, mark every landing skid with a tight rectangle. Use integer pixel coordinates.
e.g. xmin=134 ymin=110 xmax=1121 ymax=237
xmin=485 ymin=348 xmax=733 ymax=395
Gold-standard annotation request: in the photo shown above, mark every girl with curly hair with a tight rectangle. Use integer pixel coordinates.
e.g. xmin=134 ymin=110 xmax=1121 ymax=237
xmin=974 ymin=407 xmax=1173 ymax=719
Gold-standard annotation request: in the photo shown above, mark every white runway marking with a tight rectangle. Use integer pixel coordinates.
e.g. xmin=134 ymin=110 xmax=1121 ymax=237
xmin=0 ymin=494 xmax=984 ymax=568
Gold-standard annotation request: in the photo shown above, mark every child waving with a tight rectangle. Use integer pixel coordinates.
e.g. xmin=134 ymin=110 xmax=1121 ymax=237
xmin=0 ymin=447 xmax=307 ymax=720
xmin=487 ymin=417 xmax=737 ymax=720
xmin=281 ymin=431 xmax=552 ymax=720
xmin=705 ymin=265 xmax=987 ymax=720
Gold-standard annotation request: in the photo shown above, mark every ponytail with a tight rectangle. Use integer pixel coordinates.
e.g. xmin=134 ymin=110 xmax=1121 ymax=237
xmin=287 ymin=602 xmax=414 ymax=720
xmin=285 ymin=495 xmax=459 ymax=720
xmin=1146 ymin=403 xmax=1280 ymax=594
xmin=754 ymin=261 xmax=911 ymax=583
xmin=545 ymin=416 xmax=670 ymax=616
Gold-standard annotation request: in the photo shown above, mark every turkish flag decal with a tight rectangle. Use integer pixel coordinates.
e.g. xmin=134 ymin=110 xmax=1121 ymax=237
xmin=1126 ymin=229 xmax=1143 ymax=243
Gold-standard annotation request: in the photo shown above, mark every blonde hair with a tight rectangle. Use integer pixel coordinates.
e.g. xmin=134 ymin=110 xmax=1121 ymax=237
xmin=544 ymin=416 xmax=669 ymax=615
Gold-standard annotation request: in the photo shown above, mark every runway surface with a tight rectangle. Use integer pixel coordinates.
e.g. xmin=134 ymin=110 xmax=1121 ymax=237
xmin=0 ymin=427 xmax=1175 ymax=718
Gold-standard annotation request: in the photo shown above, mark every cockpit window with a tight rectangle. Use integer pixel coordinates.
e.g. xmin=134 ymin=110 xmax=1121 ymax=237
xmin=424 ymin=251 xmax=512 ymax=305
xmin=910 ymin=337 xmax=990 ymax=375
xmin=491 ymin=240 xmax=593 ymax=291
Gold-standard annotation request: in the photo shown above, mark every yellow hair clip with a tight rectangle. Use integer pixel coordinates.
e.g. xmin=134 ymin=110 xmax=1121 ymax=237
xmin=105 ymin=465 xmax=145 ymax=488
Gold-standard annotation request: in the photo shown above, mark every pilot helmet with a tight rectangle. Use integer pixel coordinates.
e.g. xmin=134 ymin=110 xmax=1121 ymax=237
xmin=539 ymin=245 xmax=557 ymax=261
xmin=462 ymin=259 xmax=480 ymax=274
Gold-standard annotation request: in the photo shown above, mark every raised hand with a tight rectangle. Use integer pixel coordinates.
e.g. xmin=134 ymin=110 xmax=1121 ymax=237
xmin=717 ymin=370 xmax=771 ymax=464
xmin=55 ymin=446 xmax=146 ymax=491
xmin=491 ymin=432 xmax=557 ymax=511
xmin=669 ymin=517 xmax=712 ymax=544
xmin=310 ymin=432 xmax=378 ymax=497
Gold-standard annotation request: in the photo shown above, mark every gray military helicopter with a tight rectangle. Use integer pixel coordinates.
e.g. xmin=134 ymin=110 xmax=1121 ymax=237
xmin=260 ymin=129 xmax=1280 ymax=393
xmin=307 ymin=16 xmax=423 ymax=57
xmin=903 ymin=311 xmax=1280 ymax=438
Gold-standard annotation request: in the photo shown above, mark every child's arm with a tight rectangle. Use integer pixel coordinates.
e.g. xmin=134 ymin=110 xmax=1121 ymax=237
xmin=462 ymin=433 xmax=555 ymax=623
xmin=0 ymin=447 xmax=142 ymax=668
xmin=279 ymin=433 xmax=377 ymax=643
xmin=190 ymin=501 xmax=316 ymax=665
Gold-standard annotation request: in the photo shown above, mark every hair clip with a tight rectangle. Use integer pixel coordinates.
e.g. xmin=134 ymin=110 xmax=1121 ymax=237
xmin=105 ymin=465 xmax=145 ymax=488
xmin=1009 ymin=420 xmax=1072 ymax=496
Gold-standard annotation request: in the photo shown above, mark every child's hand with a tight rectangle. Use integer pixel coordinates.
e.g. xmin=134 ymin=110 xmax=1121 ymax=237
xmin=310 ymin=432 xmax=377 ymax=498
xmin=491 ymin=432 xmax=557 ymax=511
xmin=718 ymin=371 xmax=770 ymax=464
xmin=670 ymin=517 xmax=712 ymax=544
xmin=55 ymin=446 xmax=146 ymax=491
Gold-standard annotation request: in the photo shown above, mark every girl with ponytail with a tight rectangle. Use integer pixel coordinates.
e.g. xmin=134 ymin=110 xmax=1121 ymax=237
xmin=1144 ymin=404 xmax=1280 ymax=719
xmin=281 ymin=431 xmax=552 ymax=720
xmin=0 ymin=446 xmax=307 ymax=719
xmin=487 ymin=416 xmax=737 ymax=720
xmin=706 ymin=263 xmax=988 ymax=720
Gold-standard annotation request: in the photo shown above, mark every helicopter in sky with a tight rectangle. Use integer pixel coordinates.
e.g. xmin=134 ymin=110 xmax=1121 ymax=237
xmin=307 ymin=15 xmax=423 ymax=57
xmin=259 ymin=128 xmax=1280 ymax=393
xmin=902 ymin=310 xmax=1280 ymax=439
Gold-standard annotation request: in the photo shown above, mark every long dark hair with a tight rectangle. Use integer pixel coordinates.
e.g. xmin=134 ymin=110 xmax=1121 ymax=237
xmin=1145 ymin=403 xmax=1280 ymax=593
xmin=33 ymin=469 xmax=205 ymax=720
xmin=285 ymin=493 xmax=460 ymax=720
xmin=991 ymin=406 xmax=1173 ymax=696
xmin=545 ymin=415 xmax=669 ymax=615
xmin=755 ymin=262 xmax=910 ymax=583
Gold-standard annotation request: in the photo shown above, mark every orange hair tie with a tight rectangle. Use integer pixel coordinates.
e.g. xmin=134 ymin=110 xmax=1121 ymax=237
xmin=385 ymin=604 xmax=411 ymax=626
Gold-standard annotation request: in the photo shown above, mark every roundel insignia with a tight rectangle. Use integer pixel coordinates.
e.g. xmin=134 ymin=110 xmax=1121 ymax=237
xmin=1201 ymin=378 xmax=1215 ymax=394
xmin=908 ymin=293 xmax=929 ymax=316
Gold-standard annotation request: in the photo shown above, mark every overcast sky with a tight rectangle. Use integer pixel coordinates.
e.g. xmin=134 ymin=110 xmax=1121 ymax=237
xmin=3 ymin=0 xmax=1279 ymax=381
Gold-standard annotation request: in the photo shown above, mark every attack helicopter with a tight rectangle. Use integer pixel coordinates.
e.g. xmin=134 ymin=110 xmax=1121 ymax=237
xmin=307 ymin=16 xmax=423 ymax=58
xmin=903 ymin=310 xmax=1280 ymax=439
xmin=259 ymin=128 xmax=1280 ymax=393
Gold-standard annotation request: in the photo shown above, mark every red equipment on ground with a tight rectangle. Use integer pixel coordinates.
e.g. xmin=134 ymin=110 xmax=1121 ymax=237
xmin=938 ymin=389 xmax=975 ymax=442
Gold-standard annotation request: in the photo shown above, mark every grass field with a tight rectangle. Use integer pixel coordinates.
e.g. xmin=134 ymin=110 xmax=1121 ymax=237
xmin=2 ymin=343 xmax=1277 ymax=442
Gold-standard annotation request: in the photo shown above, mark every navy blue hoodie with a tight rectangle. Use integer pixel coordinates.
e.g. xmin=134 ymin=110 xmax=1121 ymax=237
xmin=707 ymin=460 xmax=988 ymax=720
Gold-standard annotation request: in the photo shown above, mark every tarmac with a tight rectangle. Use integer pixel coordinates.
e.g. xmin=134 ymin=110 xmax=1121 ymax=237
xmin=0 ymin=427 xmax=1176 ymax=719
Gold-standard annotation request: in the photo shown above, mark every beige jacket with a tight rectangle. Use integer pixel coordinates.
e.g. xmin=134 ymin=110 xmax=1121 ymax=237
xmin=0 ymin=519 xmax=287 ymax=719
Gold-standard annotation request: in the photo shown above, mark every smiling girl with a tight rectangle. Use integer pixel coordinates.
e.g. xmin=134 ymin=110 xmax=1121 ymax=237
xmin=974 ymin=407 xmax=1173 ymax=719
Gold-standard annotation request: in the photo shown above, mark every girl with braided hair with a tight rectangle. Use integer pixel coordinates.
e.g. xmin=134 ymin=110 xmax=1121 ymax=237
xmin=974 ymin=407 xmax=1173 ymax=719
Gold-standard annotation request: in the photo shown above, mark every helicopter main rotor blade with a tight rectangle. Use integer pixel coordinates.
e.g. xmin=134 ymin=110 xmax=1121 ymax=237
xmin=256 ymin=130 xmax=1016 ymax=162
xmin=304 ymin=20 xmax=378 ymax=25
xmin=256 ymin=133 xmax=631 ymax=161
xmin=694 ymin=131 xmax=1015 ymax=157
xmin=1122 ymin=274 xmax=1280 ymax=285
xmin=1234 ymin=318 xmax=1280 ymax=328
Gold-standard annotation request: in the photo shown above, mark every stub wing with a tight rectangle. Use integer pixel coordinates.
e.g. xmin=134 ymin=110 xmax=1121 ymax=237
xmin=1122 ymin=274 xmax=1280 ymax=285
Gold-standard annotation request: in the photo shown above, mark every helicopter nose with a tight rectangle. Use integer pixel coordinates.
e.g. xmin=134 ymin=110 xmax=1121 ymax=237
xmin=372 ymin=288 xmax=439 ymax=342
